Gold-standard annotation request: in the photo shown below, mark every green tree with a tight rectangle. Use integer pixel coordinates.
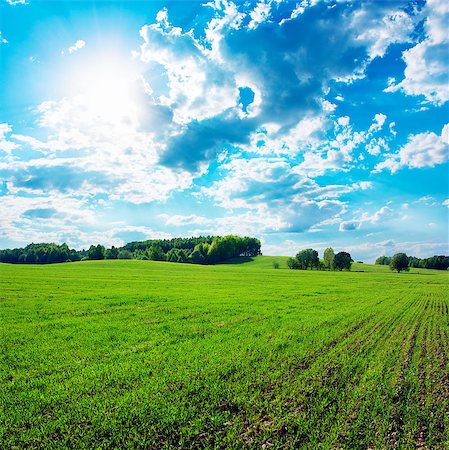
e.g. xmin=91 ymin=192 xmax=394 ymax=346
xmin=117 ymin=249 xmax=133 ymax=259
xmin=190 ymin=249 xmax=206 ymax=264
xmin=88 ymin=244 xmax=105 ymax=260
xmin=375 ymin=255 xmax=391 ymax=265
xmin=334 ymin=252 xmax=352 ymax=271
xmin=295 ymin=249 xmax=319 ymax=270
xmin=287 ymin=257 xmax=300 ymax=269
xmin=390 ymin=253 xmax=409 ymax=273
xmin=105 ymin=246 xmax=118 ymax=259
xmin=148 ymin=245 xmax=166 ymax=261
xmin=323 ymin=247 xmax=335 ymax=270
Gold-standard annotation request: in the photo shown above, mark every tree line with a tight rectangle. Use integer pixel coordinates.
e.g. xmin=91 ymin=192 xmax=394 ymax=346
xmin=0 ymin=243 xmax=87 ymax=264
xmin=0 ymin=235 xmax=261 ymax=265
xmin=376 ymin=254 xmax=449 ymax=271
xmin=287 ymin=248 xmax=353 ymax=271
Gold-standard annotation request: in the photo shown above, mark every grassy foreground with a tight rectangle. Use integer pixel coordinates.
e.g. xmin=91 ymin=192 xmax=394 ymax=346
xmin=1 ymin=257 xmax=448 ymax=449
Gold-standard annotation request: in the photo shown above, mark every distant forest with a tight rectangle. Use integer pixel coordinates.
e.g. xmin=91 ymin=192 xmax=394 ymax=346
xmin=376 ymin=255 xmax=449 ymax=271
xmin=0 ymin=235 xmax=261 ymax=265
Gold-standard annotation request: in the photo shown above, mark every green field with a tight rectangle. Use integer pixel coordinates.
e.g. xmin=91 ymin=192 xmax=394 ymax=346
xmin=1 ymin=257 xmax=448 ymax=449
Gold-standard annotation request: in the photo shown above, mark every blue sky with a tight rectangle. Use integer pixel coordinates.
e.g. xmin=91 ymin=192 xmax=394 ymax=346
xmin=0 ymin=0 xmax=448 ymax=261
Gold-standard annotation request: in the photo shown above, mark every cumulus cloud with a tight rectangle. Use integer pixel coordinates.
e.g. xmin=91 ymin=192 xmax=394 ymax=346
xmin=138 ymin=14 xmax=238 ymax=126
xmin=339 ymin=205 xmax=394 ymax=232
xmin=0 ymin=123 xmax=18 ymax=154
xmin=369 ymin=113 xmax=387 ymax=132
xmin=385 ymin=0 xmax=449 ymax=105
xmin=1 ymin=0 xmax=445 ymax=250
xmin=248 ymin=1 xmax=272 ymax=30
xmin=131 ymin=0 xmax=418 ymax=172
xmin=0 ymin=32 xmax=8 ymax=44
xmin=200 ymin=156 xmax=373 ymax=233
xmin=0 ymin=90 xmax=195 ymax=204
xmin=352 ymin=4 xmax=418 ymax=59
xmin=339 ymin=220 xmax=360 ymax=231
xmin=375 ymin=123 xmax=449 ymax=172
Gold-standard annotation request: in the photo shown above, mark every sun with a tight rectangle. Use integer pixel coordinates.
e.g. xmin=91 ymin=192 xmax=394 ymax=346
xmin=67 ymin=55 xmax=142 ymax=125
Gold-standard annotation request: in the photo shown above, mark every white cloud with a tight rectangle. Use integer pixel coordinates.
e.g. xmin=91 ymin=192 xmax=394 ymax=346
xmin=0 ymin=123 xmax=19 ymax=155
xmin=341 ymin=239 xmax=448 ymax=263
xmin=63 ymin=39 xmax=86 ymax=55
xmin=0 ymin=193 xmax=175 ymax=249
xmin=357 ymin=181 xmax=373 ymax=190
xmin=442 ymin=122 xmax=449 ymax=144
xmin=368 ymin=113 xmax=387 ymax=132
xmin=375 ymin=123 xmax=449 ymax=173
xmin=279 ymin=0 xmax=319 ymax=25
xmin=155 ymin=8 xmax=169 ymax=25
xmin=385 ymin=0 xmax=449 ymax=105
xmin=352 ymin=6 xmax=417 ymax=59
xmin=200 ymin=156 xmax=374 ymax=233
xmin=414 ymin=195 xmax=437 ymax=206
xmin=337 ymin=116 xmax=350 ymax=127
xmin=0 ymin=32 xmax=8 ymax=44
xmin=296 ymin=149 xmax=347 ymax=177
xmin=442 ymin=199 xmax=449 ymax=207
xmin=5 ymin=0 xmax=28 ymax=4
xmin=204 ymin=1 xmax=246 ymax=62
xmin=339 ymin=205 xmax=393 ymax=232
xmin=366 ymin=137 xmax=389 ymax=156
xmin=138 ymin=14 xmax=238 ymax=125
xmin=248 ymin=1 xmax=272 ymax=30
xmin=0 ymin=90 xmax=196 ymax=205
xmin=321 ymin=99 xmax=337 ymax=112
xmin=339 ymin=220 xmax=361 ymax=231
xmin=160 ymin=211 xmax=284 ymax=236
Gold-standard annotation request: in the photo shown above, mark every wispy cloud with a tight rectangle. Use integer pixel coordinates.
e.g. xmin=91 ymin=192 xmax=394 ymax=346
xmin=61 ymin=39 xmax=86 ymax=55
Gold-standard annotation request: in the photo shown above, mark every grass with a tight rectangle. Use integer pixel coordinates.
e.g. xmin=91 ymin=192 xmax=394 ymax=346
xmin=1 ymin=257 xmax=448 ymax=449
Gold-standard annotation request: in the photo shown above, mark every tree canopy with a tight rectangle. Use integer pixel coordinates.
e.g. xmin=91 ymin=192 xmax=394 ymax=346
xmin=334 ymin=252 xmax=352 ymax=271
xmin=390 ymin=253 xmax=409 ymax=273
xmin=0 ymin=235 xmax=261 ymax=265
xmin=295 ymin=249 xmax=320 ymax=270
xmin=376 ymin=254 xmax=448 ymax=270
xmin=287 ymin=248 xmax=352 ymax=271
xmin=323 ymin=247 xmax=335 ymax=270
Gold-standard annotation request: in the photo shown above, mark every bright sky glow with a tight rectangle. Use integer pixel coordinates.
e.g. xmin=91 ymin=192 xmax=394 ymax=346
xmin=65 ymin=56 xmax=141 ymax=124
xmin=0 ymin=0 xmax=448 ymax=261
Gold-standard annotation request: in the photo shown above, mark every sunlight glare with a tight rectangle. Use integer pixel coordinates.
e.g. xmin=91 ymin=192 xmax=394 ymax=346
xmin=68 ymin=56 xmax=141 ymax=124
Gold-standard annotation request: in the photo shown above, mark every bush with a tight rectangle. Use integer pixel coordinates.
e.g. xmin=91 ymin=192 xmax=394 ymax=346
xmin=273 ymin=261 xmax=280 ymax=269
